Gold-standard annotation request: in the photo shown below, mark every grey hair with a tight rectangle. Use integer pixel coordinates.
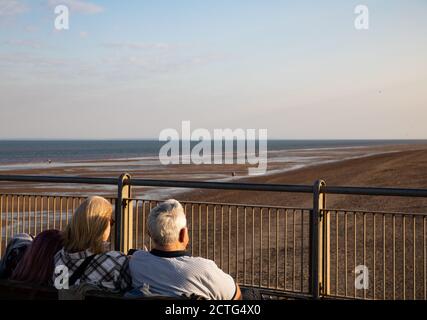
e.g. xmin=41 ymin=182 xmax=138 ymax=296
xmin=147 ymin=199 xmax=187 ymax=246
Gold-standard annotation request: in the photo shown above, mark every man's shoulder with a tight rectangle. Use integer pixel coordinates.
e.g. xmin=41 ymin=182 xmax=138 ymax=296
xmin=129 ymin=250 xmax=152 ymax=266
xmin=184 ymin=255 xmax=216 ymax=265
xmin=179 ymin=256 xmax=221 ymax=273
xmin=132 ymin=250 xmax=151 ymax=259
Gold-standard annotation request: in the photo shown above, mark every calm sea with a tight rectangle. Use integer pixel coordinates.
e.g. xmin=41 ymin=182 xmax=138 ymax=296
xmin=0 ymin=140 xmax=425 ymax=164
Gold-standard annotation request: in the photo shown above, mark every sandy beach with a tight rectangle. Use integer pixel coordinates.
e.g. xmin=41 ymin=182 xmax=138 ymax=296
xmin=183 ymin=145 xmax=427 ymax=213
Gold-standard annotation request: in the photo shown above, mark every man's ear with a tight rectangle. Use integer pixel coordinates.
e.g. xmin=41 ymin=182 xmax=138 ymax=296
xmin=179 ymin=228 xmax=187 ymax=243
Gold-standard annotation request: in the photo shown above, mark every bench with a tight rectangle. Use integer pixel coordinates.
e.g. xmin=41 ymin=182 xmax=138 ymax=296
xmin=0 ymin=279 xmax=58 ymax=300
xmin=0 ymin=280 xmax=165 ymax=300
xmin=0 ymin=279 xmax=264 ymax=300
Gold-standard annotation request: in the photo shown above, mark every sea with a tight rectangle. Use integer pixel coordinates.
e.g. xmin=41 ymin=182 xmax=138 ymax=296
xmin=0 ymin=140 xmax=425 ymax=165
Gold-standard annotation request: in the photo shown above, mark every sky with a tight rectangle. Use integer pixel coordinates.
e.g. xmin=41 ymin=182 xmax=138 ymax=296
xmin=0 ymin=0 xmax=426 ymax=139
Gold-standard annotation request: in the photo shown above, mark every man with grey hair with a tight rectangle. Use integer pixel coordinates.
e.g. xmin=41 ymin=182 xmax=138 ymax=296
xmin=129 ymin=199 xmax=242 ymax=300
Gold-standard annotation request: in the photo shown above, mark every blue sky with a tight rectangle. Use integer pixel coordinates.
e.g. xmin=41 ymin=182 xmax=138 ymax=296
xmin=0 ymin=0 xmax=426 ymax=139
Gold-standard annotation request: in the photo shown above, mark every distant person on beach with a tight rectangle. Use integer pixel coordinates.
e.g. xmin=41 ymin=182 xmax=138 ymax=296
xmin=11 ymin=230 xmax=63 ymax=286
xmin=53 ymin=196 xmax=131 ymax=293
xmin=128 ymin=199 xmax=242 ymax=300
xmin=0 ymin=233 xmax=33 ymax=279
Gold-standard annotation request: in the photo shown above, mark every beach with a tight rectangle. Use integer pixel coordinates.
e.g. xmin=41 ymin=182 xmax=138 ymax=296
xmin=184 ymin=144 xmax=427 ymax=213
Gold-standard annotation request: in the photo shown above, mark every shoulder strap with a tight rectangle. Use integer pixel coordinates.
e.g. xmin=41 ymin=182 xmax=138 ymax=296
xmin=69 ymin=254 xmax=96 ymax=287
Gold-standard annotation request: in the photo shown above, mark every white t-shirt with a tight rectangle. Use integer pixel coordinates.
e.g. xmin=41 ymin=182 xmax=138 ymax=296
xmin=129 ymin=249 xmax=237 ymax=300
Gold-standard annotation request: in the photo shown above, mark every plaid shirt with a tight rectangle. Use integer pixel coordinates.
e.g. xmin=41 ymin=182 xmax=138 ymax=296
xmin=54 ymin=248 xmax=132 ymax=292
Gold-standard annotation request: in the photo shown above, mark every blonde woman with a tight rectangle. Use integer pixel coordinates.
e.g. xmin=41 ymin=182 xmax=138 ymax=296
xmin=53 ymin=196 xmax=131 ymax=293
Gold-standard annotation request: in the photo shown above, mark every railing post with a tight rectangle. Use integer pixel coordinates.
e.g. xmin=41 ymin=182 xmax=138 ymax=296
xmin=310 ymin=179 xmax=329 ymax=298
xmin=116 ymin=173 xmax=133 ymax=253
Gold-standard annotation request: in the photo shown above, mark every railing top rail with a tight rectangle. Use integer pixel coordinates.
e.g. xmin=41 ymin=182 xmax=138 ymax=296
xmin=128 ymin=178 xmax=313 ymax=193
xmin=0 ymin=174 xmax=313 ymax=193
xmin=0 ymin=174 xmax=427 ymax=197
xmin=323 ymin=185 xmax=427 ymax=197
xmin=0 ymin=175 xmax=118 ymax=185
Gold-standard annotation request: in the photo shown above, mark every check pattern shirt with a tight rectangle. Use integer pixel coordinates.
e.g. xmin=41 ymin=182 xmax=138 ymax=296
xmin=54 ymin=248 xmax=132 ymax=292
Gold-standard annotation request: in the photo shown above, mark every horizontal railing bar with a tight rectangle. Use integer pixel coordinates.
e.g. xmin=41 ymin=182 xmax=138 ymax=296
xmin=129 ymin=179 xmax=427 ymax=197
xmin=0 ymin=175 xmax=314 ymax=193
xmin=0 ymin=193 xmax=87 ymax=198
xmin=323 ymin=208 xmax=427 ymax=217
xmin=324 ymin=186 xmax=427 ymax=197
xmin=320 ymin=294 xmax=368 ymax=301
xmin=127 ymin=178 xmax=313 ymax=193
xmin=1 ymin=175 xmax=427 ymax=197
xmin=239 ymin=286 xmax=313 ymax=299
xmin=0 ymin=175 xmax=118 ymax=185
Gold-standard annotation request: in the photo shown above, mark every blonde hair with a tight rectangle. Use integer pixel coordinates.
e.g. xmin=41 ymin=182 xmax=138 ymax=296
xmin=64 ymin=196 xmax=113 ymax=254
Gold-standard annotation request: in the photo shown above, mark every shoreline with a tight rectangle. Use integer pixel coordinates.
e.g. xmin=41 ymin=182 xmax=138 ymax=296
xmin=0 ymin=140 xmax=425 ymax=168
xmin=0 ymin=142 xmax=420 ymax=170
xmin=0 ymin=144 xmax=425 ymax=211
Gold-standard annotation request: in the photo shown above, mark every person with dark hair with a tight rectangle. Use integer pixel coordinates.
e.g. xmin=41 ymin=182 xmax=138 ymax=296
xmin=11 ymin=230 xmax=63 ymax=286
xmin=0 ymin=233 xmax=33 ymax=279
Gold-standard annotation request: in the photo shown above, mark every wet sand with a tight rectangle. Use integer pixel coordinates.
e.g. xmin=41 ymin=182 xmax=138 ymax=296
xmin=183 ymin=146 xmax=427 ymax=213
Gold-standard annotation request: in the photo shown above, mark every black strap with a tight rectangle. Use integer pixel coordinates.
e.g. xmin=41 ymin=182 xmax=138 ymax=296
xmin=69 ymin=255 xmax=96 ymax=287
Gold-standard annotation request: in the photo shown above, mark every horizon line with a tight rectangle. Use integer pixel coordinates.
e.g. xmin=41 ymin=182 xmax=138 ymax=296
xmin=0 ymin=138 xmax=426 ymax=142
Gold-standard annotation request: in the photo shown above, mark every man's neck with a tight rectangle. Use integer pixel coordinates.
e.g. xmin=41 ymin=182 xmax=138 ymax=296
xmin=152 ymin=243 xmax=186 ymax=252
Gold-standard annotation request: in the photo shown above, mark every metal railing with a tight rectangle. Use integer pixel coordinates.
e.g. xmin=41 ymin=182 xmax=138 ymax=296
xmin=0 ymin=194 xmax=117 ymax=252
xmin=326 ymin=209 xmax=427 ymax=300
xmin=0 ymin=174 xmax=426 ymax=300
xmin=130 ymin=199 xmax=311 ymax=295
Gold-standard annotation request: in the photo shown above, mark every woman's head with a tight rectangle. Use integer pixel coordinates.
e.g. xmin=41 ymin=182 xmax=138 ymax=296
xmin=63 ymin=196 xmax=113 ymax=254
xmin=11 ymin=230 xmax=62 ymax=286
xmin=0 ymin=233 xmax=33 ymax=279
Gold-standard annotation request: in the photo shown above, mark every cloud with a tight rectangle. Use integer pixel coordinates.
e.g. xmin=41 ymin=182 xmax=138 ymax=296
xmin=100 ymin=42 xmax=230 ymax=76
xmin=2 ymin=39 xmax=44 ymax=49
xmin=0 ymin=52 xmax=98 ymax=82
xmin=101 ymin=42 xmax=220 ymax=69
xmin=105 ymin=53 xmax=227 ymax=74
xmin=0 ymin=0 xmax=28 ymax=16
xmin=47 ymin=0 xmax=103 ymax=14
xmin=102 ymin=42 xmax=172 ymax=51
xmin=0 ymin=37 xmax=229 ymax=84
xmin=24 ymin=25 xmax=39 ymax=33
xmin=0 ymin=53 xmax=68 ymax=68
